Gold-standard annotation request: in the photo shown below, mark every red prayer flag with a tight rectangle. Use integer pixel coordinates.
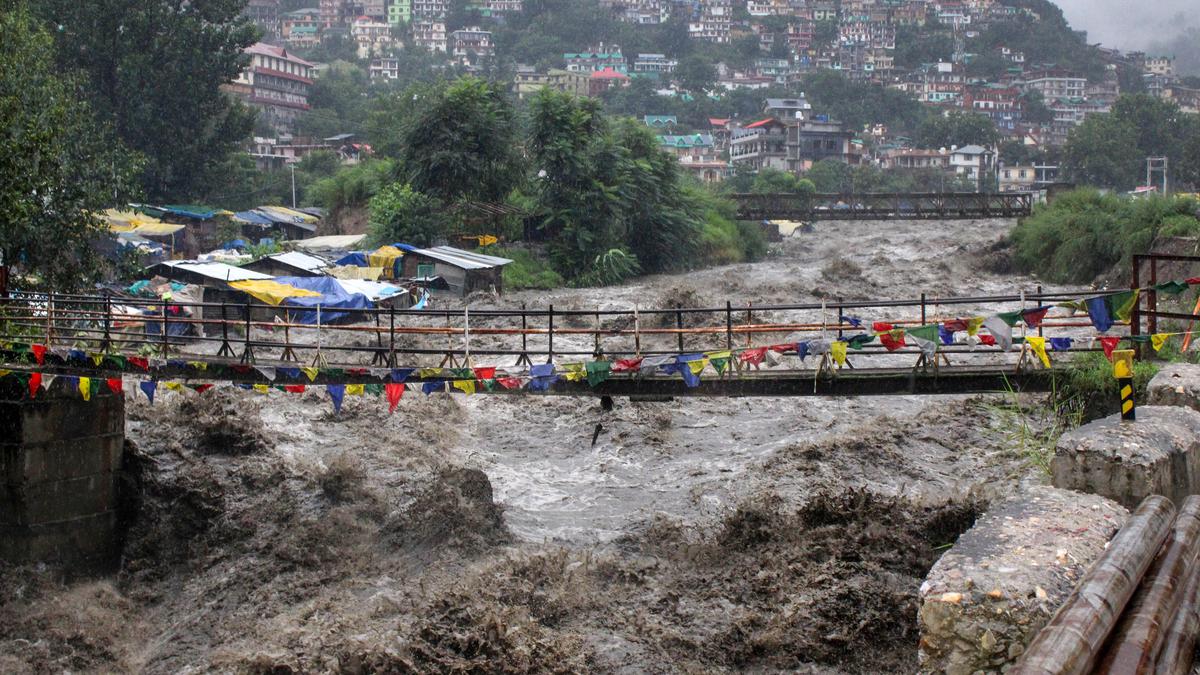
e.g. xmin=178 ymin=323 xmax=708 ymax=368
xmin=978 ymin=334 xmax=997 ymax=346
xmin=1187 ymin=278 xmax=1200 ymax=285
xmin=1022 ymin=307 xmax=1050 ymax=328
xmin=31 ymin=344 xmax=46 ymax=365
xmin=231 ymin=364 xmax=253 ymax=374
xmin=347 ymin=367 xmax=369 ymax=376
xmin=872 ymin=321 xmax=893 ymax=333
xmin=473 ymin=367 xmax=496 ymax=380
xmin=768 ymin=343 xmax=794 ymax=353
xmin=879 ymin=332 xmax=906 ymax=352
xmin=284 ymin=384 xmax=306 ymax=393
xmin=128 ymin=356 xmax=149 ymax=371
xmin=192 ymin=384 xmax=214 ymax=394
xmin=497 ymin=377 xmax=522 ymax=390
xmin=1100 ymin=336 xmax=1121 ymax=360
xmin=28 ymin=372 xmax=41 ymax=399
xmin=740 ymin=347 xmax=768 ymax=365
xmin=942 ymin=319 xmax=969 ymax=332
xmin=612 ymin=357 xmax=643 ymax=373
xmin=106 ymin=378 xmax=123 ymax=395
xmin=385 ymin=382 xmax=405 ymax=412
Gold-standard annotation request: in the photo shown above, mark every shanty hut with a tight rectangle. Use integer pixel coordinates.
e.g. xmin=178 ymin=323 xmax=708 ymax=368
xmin=242 ymin=251 xmax=332 ymax=277
xmin=397 ymin=245 xmax=512 ymax=297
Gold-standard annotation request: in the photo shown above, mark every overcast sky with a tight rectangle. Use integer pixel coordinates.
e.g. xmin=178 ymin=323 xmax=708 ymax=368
xmin=1053 ymin=0 xmax=1197 ymax=50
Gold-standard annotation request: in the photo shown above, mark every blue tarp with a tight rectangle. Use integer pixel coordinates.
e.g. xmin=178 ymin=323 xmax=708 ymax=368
xmin=275 ymin=276 xmax=373 ymax=325
xmin=234 ymin=210 xmax=274 ymax=226
xmin=222 ymin=239 xmax=248 ymax=250
xmin=334 ymin=251 xmax=369 ymax=267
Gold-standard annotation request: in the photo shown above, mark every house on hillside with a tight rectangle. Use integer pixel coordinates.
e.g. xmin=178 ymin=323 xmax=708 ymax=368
xmin=730 ymin=118 xmax=789 ymax=171
xmin=243 ymin=251 xmax=332 ymax=277
xmin=398 ymin=246 xmax=513 ymax=297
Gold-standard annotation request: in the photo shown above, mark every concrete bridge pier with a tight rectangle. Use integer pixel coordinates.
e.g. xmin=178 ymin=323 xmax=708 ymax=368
xmin=0 ymin=377 xmax=124 ymax=570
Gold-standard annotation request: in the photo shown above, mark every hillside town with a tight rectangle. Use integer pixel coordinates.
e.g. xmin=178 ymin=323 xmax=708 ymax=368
xmin=232 ymin=0 xmax=1198 ymax=193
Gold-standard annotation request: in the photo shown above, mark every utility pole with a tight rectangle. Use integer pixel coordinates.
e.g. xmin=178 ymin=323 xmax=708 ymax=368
xmin=289 ymin=163 xmax=297 ymax=208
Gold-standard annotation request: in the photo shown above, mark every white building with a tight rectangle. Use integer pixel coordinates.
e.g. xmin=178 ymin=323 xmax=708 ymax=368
xmin=949 ymin=145 xmax=995 ymax=190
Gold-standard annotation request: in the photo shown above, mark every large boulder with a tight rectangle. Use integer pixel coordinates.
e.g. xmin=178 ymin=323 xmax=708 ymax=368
xmin=1148 ymin=363 xmax=1200 ymax=412
xmin=1052 ymin=406 xmax=1200 ymax=509
xmin=918 ymin=485 xmax=1127 ymax=674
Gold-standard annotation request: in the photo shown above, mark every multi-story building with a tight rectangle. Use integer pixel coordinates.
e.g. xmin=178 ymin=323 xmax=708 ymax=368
xmin=513 ymin=67 xmax=590 ymax=99
xmin=786 ymin=21 xmax=815 ymax=52
xmin=351 ymin=16 xmax=395 ymax=58
xmin=243 ymin=0 xmax=282 ymax=41
xmin=388 ymin=0 xmax=411 ymax=25
xmin=282 ymin=7 xmax=321 ymax=40
xmin=879 ymin=148 xmax=950 ymax=170
xmin=963 ymin=84 xmax=1024 ymax=132
xmin=225 ymin=43 xmax=314 ymax=131
xmin=688 ymin=0 xmax=732 ymax=44
xmin=1146 ymin=57 xmax=1174 ymax=78
xmin=589 ymin=67 xmax=630 ymax=96
xmin=613 ymin=0 xmax=669 ymax=24
xmin=479 ymin=0 xmax=523 ymax=15
xmin=998 ymin=164 xmax=1037 ymax=192
xmin=730 ymin=118 xmax=790 ymax=171
xmin=908 ymin=61 xmax=966 ymax=104
xmin=370 ymin=57 xmax=401 ymax=80
xmin=319 ymin=0 xmax=345 ymax=28
xmin=811 ymin=0 xmax=838 ymax=21
xmin=949 ymin=145 xmax=995 ymax=190
xmin=787 ymin=117 xmax=856 ymax=173
xmin=747 ymin=0 xmax=790 ymax=16
xmin=451 ymin=27 xmax=494 ymax=61
xmin=1020 ymin=69 xmax=1086 ymax=101
xmin=1047 ymin=96 xmax=1109 ymax=145
xmin=412 ymin=20 xmax=448 ymax=52
xmin=411 ymin=0 xmax=449 ymax=20
xmin=658 ymin=133 xmax=715 ymax=160
xmin=565 ymin=46 xmax=627 ymax=74
xmin=632 ymin=53 xmax=678 ymax=75
xmin=764 ymin=96 xmax=813 ymax=120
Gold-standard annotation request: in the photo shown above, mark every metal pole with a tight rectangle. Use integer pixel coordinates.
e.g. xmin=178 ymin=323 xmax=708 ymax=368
xmin=547 ymin=304 xmax=554 ymax=363
xmin=675 ymin=307 xmax=684 ymax=353
xmin=726 ymin=301 xmax=733 ymax=350
xmin=1149 ymin=257 xmax=1159 ymax=336
xmin=290 ymin=164 xmax=297 ymax=208
xmin=634 ymin=304 xmax=641 ymax=356
xmin=920 ymin=293 xmax=926 ymax=325
xmin=389 ymin=304 xmax=396 ymax=366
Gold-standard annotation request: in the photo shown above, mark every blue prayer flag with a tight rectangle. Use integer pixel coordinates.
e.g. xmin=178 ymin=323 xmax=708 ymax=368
xmin=326 ymin=384 xmax=345 ymax=413
xmin=1086 ymin=296 xmax=1114 ymax=332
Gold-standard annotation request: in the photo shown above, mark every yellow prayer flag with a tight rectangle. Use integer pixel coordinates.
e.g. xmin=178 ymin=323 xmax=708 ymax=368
xmin=452 ymin=379 xmax=476 ymax=395
xmin=687 ymin=358 xmax=709 ymax=376
xmin=705 ymin=350 xmax=732 ymax=360
xmin=1152 ymin=334 xmax=1169 ymax=352
xmin=0 ymin=369 xmax=10 ymax=378
xmin=966 ymin=317 xmax=985 ymax=336
xmin=91 ymin=353 xmax=104 ymax=366
xmin=79 ymin=377 xmax=91 ymax=401
xmin=346 ymin=384 xmax=364 ymax=396
xmin=187 ymin=361 xmax=208 ymax=371
xmin=418 ymin=367 xmax=442 ymax=379
xmin=301 ymin=367 xmax=319 ymax=382
xmin=562 ymin=364 xmax=586 ymax=382
xmin=253 ymin=384 xmax=270 ymax=393
xmin=831 ymin=341 xmax=847 ymax=366
xmin=1025 ymin=336 xmax=1051 ymax=368
xmin=165 ymin=382 xmax=184 ymax=391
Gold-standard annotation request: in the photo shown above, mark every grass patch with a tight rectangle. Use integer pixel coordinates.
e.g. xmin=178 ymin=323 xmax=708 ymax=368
xmin=1053 ymin=351 xmax=1161 ymax=423
xmin=485 ymin=246 xmax=565 ymax=290
xmin=981 ymin=384 xmax=1079 ymax=477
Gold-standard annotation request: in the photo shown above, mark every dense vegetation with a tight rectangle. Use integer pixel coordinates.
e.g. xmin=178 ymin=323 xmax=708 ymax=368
xmin=0 ymin=5 xmax=139 ymax=289
xmin=1009 ymin=189 xmax=1200 ymax=284
xmin=1063 ymin=95 xmax=1200 ymax=191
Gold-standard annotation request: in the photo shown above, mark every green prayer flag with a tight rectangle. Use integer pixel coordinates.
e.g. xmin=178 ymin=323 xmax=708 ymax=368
xmin=907 ymin=324 xmax=939 ymax=345
xmin=364 ymin=383 xmax=384 ymax=396
xmin=481 ymin=379 xmax=497 ymax=391
xmin=846 ymin=334 xmax=874 ymax=350
xmin=1155 ymin=281 xmax=1189 ymax=296
xmin=710 ymin=357 xmax=731 ymax=374
xmin=107 ymin=355 xmax=127 ymax=369
xmin=1107 ymin=290 xmax=1139 ymax=322
xmin=585 ymin=361 xmax=611 ymax=387
xmin=449 ymin=368 xmax=473 ymax=379
xmin=1128 ymin=335 xmax=1152 ymax=344
xmin=997 ymin=311 xmax=1022 ymax=327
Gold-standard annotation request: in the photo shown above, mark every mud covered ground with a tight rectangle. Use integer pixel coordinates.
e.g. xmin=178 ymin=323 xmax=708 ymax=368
xmin=1 ymin=219 xmax=1059 ymax=673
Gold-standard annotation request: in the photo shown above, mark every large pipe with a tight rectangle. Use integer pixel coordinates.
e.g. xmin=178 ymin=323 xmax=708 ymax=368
xmin=1096 ymin=496 xmax=1200 ymax=673
xmin=1157 ymin=546 xmax=1200 ymax=674
xmin=1010 ymin=495 xmax=1177 ymax=675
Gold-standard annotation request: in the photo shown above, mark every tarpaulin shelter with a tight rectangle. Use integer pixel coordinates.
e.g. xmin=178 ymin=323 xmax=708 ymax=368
xmin=228 ymin=279 xmax=324 ymax=305
xmin=274 ymin=276 xmax=373 ymax=324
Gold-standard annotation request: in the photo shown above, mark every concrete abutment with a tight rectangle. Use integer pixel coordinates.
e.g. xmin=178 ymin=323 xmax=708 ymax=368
xmin=0 ymin=377 xmax=124 ymax=570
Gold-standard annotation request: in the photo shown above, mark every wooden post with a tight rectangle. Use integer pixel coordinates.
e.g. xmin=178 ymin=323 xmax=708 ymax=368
xmin=102 ymin=295 xmax=112 ymax=352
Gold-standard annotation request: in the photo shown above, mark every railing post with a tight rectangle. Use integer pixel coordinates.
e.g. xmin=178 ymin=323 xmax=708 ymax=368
xmin=593 ymin=311 xmax=601 ymax=358
xmin=836 ymin=297 xmax=844 ymax=340
xmin=241 ymin=300 xmax=252 ymax=363
xmin=1131 ymin=255 xmax=1142 ymax=356
xmin=726 ymin=301 xmax=733 ymax=350
xmin=102 ymin=295 xmax=111 ymax=352
xmin=675 ymin=307 xmax=684 ymax=353
xmin=389 ymin=304 xmax=396 ymax=367
xmin=920 ymin=292 xmax=926 ymax=325
xmin=1037 ymin=285 xmax=1044 ymax=338
xmin=1149 ymin=256 xmax=1159 ymax=337
xmin=547 ymin=304 xmax=554 ymax=363
xmin=160 ymin=298 xmax=169 ymax=357
xmin=46 ymin=291 xmax=54 ymax=349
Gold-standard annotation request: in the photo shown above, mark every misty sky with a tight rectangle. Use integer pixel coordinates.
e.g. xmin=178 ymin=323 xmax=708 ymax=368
xmin=1053 ymin=0 xmax=1197 ymax=51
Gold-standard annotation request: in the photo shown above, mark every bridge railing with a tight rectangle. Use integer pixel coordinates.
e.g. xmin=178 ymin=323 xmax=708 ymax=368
xmin=0 ymin=287 xmax=1110 ymax=371
xmin=732 ymin=191 xmax=1034 ymax=221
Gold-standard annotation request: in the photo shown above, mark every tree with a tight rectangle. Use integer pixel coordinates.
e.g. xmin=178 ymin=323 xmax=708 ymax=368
xmin=368 ymin=183 xmax=447 ymax=246
xmin=30 ymin=0 xmax=258 ymax=201
xmin=1062 ymin=114 xmax=1141 ymax=190
xmin=676 ymin=55 xmax=717 ymax=94
xmin=916 ymin=111 xmax=999 ymax=149
xmin=750 ymin=168 xmax=812 ymax=194
xmin=803 ymin=160 xmax=853 ymax=193
xmin=398 ymin=77 xmax=521 ymax=205
xmin=0 ymin=6 xmax=139 ymax=288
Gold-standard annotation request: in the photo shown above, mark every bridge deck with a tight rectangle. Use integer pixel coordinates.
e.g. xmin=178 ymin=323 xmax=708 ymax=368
xmin=733 ymin=191 xmax=1034 ymax=221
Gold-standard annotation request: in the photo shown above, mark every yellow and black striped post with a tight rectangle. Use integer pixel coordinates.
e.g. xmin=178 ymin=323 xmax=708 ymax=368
xmin=1113 ymin=349 xmax=1136 ymax=422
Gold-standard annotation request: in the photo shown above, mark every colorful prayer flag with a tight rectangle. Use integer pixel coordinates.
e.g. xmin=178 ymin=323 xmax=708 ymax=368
xmin=31 ymin=344 xmax=45 ymax=365
xmin=1109 ymin=290 xmax=1139 ymax=322
xmin=982 ymin=315 xmax=1013 ymax=351
xmin=1152 ymin=334 xmax=1170 ymax=352
xmin=385 ymin=382 xmax=405 ymax=412
xmin=1099 ymin=336 xmax=1121 ymax=360
xmin=831 ymin=341 xmax=847 ymax=366
xmin=1025 ymin=336 xmax=1051 ymax=368
xmin=1086 ymin=296 xmax=1114 ymax=332
xmin=585 ymin=361 xmax=612 ymax=387
xmin=326 ymin=384 xmax=345 ymax=413
xmin=907 ymin=324 xmax=939 ymax=356
xmin=346 ymin=384 xmax=364 ymax=396
xmin=140 ymin=380 xmax=157 ymax=403
xmin=106 ymin=378 xmax=123 ymax=395
xmin=29 ymin=372 xmax=41 ymax=399
xmin=79 ymin=377 xmax=91 ymax=401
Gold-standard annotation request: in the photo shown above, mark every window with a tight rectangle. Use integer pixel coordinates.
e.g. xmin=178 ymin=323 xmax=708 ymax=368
xmin=417 ymin=263 xmax=435 ymax=278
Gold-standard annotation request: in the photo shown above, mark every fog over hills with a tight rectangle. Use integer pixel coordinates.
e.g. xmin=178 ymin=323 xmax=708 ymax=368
xmin=1053 ymin=0 xmax=1195 ymax=52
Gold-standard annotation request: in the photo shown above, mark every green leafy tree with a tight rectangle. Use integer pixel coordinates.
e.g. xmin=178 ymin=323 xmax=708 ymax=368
xmin=0 ymin=6 xmax=139 ymax=288
xmin=750 ymin=168 xmax=814 ymax=194
xmin=399 ymin=77 xmax=521 ymax=205
xmin=368 ymin=183 xmax=447 ymax=246
xmin=916 ymin=111 xmax=999 ymax=149
xmin=804 ymin=159 xmax=854 ymax=193
xmin=1063 ymin=94 xmax=1197 ymax=190
xmin=676 ymin=55 xmax=717 ymax=94
xmin=31 ymin=0 xmax=258 ymax=200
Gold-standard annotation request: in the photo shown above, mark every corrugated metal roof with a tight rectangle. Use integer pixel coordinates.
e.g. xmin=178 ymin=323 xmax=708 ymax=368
xmin=288 ymin=234 xmax=368 ymax=251
xmin=267 ymin=251 xmax=330 ymax=272
xmin=407 ymin=246 xmax=513 ymax=270
xmin=151 ymin=260 xmax=272 ymax=282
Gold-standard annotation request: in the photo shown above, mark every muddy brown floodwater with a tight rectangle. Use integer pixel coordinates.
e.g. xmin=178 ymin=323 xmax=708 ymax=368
xmin=1 ymin=219 xmax=1061 ymax=673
